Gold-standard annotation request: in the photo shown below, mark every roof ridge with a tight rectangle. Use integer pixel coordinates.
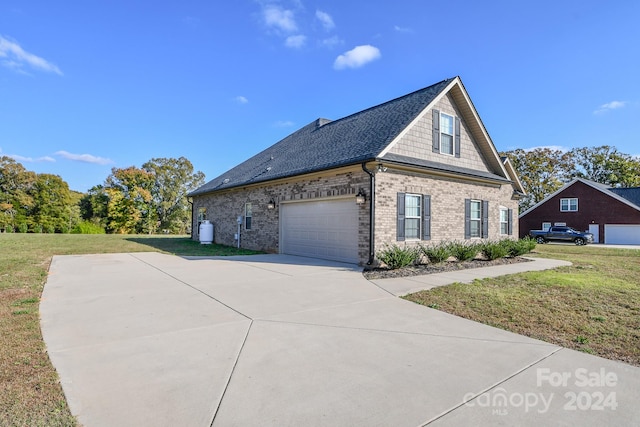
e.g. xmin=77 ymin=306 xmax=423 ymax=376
xmin=317 ymin=77 xmax=455 ymax=130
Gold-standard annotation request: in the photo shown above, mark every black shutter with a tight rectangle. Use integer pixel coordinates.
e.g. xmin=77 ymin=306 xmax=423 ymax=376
xmin=482 ymin=200 xmax=489 ymax=238
xmin=397 ymin=193 xmax=405 ymax=241
xmin=432 ymin=109 xmax=440 ymax=153
xmin=454 ymin=117 xmax=461 ymax=158
xmin=422 ymin=195 xmax=431 ymax=240
xmin=508 ymin=208 xmax=513 ymax=236
xmin=464 ymin=199 xmax=471 ymax=239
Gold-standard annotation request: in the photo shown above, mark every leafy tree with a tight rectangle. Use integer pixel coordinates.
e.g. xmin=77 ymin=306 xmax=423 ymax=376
xmin=568 ymin=145 xmax=640 ymax=187
xmin=0 ymin=156 xmax=36 ymax=229
xmin=142 ymin=157 xmax=205 ymax=233
xmin=501 ymin=148 xmax=573 ymax=211
xmin=104 ymin=166 xmax=156 ymax=233
xmin=79 ymin=185 xmax=109 ymax=228
xmin=30 ymin=173 xmax=72 ymax=232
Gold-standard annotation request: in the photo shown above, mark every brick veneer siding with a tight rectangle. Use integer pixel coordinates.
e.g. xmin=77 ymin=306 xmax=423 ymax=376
xmin=519 ymin=180 xmax=640 ymax=241
xmin=192 ymin=169 xmax=371 ymax=264
xmin=374 ymin=169 xmax=519 ymax=250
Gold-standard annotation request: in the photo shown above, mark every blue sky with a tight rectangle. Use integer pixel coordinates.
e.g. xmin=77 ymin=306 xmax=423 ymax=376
xmin=1 ymin=0 xmax=639 ymax=192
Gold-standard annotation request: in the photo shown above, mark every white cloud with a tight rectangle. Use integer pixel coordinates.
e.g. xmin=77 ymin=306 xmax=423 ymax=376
xmin=316 ymin=10 xmax=335 ymax=31
xmin=6 ymin=153 xmax=55 ymax=162
xmin=0 ymin=35 xmax=63 ymax=75
xmin=263 ymin=4 xmax=297 ymax=33
xmin=333 ymin=45 xmax=381 ymax=70
xmin=320 ymin=36 xmax=343 ymax=48
xmin=593 ymin=100 xmax=627 ymax=115
xmin=394 ymin=25 xmax=413 ymax=33
xmin=234 ymin=95 xmax=249 ymax=104
xmin=285 ymin=34 xmax=306 ymax=48
xmin=54 ymin=151 xmax=112 ymax=165
xmin=274 ymin=120 xmax=295 ymax=128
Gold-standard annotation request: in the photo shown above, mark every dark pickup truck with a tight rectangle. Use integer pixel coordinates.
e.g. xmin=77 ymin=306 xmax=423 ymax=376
xmin=529 ymin=226 xmax=594 ymax=245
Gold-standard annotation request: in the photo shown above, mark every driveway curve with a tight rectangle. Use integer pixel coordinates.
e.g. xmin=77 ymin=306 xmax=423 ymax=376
xmin=41 ymin=253 xmax=640 ymax=426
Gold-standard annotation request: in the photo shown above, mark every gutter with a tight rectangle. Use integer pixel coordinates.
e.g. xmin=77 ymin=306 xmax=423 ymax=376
xmin=362 ymin=162 xmax=376 ymax=265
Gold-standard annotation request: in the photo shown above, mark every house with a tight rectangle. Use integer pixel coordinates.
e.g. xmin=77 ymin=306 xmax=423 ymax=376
xmin=519 ymin=178 xmax=640 ymax=245
xmin=188 ymin=77 xmax=525 ymax=265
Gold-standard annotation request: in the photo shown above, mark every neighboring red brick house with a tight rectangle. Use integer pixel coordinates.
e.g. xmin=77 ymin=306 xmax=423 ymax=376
xmin=519 ymin=178 xmax=640 ymax=244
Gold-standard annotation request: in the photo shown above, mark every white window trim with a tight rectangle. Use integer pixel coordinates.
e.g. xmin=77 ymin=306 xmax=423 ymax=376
xmin=500 ymin=207 xmax=509 ymax=235
xmin=440 ymin=112 xmax=455 ymax=156
xmin=560 ymin=198 xmax=578 ymax=212
xmin=470 ymin=199 xmax=481 ymax=238
xmin=405 ymin=193 xmax=422 ymax=240
xmin=245 ymin=203 xmax=252 ymax=230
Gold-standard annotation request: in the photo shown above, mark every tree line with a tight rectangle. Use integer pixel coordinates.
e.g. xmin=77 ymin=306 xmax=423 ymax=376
xmin=501 ymin=145 xmax=640 ymax=212
xmin=0 ymin=156 xmax=204 ymax=234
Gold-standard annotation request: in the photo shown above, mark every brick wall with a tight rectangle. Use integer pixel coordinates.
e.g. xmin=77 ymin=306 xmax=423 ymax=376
xmin=374 ymin=170 xmax=519 ymax=251
xmin=192 ymin=167 xmax=519 ymax=264
xmin=192 ymin=168 xmax=371 ymax=262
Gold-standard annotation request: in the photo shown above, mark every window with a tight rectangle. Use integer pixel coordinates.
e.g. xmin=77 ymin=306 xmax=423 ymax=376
xmin=440 ymin=113 xmax=454 ymax=155
xmin=405 ymin=194 xmax=422 ymax=239
xmin=560 ymin=198 xmax=578 ymax=212
xmin=465 ymin=199 xmax=488 ymax=239
xmin=470 ymin=200 xmax=481 ymax=237
xmin=245 ymin=203 xmax=252 ymax=230
xmin=432 ymin=109 xmax=460 ymax=157
xmin=542 ymin=222 xmax=551 ymax=231
xmin=397 ymin=193 xmax=431 ymax=241
xmin=500 ymin=208 xmax=512 ymax=235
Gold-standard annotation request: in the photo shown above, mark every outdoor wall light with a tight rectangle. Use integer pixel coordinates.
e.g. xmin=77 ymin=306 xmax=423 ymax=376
xmin=377 ymin=164 xmax=388 ymax=172
xmin=267 ymin=199 xmax=276 ymax=209
xmin=355 ymin=189 xmax=366 ymax=205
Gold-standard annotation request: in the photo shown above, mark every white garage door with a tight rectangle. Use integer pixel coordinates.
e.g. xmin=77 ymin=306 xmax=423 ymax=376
xmin=280 ymin=199 xmax=359 ymax=264
xmin=604 ymin=225 xmax=640 ymax=245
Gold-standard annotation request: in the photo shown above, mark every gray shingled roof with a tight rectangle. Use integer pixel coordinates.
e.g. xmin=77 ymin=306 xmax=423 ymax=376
xmin=608 ymin=187 xmax=640 ymax=208
xmin=189 ymin=78 xmax=455 ymax=196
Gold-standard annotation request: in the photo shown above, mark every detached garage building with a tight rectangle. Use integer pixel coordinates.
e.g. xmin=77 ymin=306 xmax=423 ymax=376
xmin=188 ymin=77 xmax=524 ymax=265
xmin=519 ymin=178 xmax=640 ymax=245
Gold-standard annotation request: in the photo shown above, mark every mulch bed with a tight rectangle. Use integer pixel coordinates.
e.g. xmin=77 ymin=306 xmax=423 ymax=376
xmin=362 ymin=256 xmax=532 ymax=280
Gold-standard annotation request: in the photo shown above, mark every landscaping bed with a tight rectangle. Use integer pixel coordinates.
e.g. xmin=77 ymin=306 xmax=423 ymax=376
xmin=363 ymin=256 xmax=531 ymax=280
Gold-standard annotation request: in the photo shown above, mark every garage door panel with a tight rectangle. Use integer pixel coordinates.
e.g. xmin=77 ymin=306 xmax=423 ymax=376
xmin=281 ymin=200 xmax=359 ymax=264
xmin=604 ymin=224 xmax=640 ymax=245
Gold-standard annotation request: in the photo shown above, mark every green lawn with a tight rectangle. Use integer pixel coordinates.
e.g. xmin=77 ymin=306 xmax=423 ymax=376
xmin=404 ymin=244 xmax=640 ymax=366
xmin=0 ymin=233 xmax=261 ymax=427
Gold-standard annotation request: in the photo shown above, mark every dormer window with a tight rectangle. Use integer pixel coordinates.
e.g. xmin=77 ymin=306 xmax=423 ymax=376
xmin=432 ymin=109 xmax=461 ymax=158
xmin=440 ymin=113 xmax=454 ymax=155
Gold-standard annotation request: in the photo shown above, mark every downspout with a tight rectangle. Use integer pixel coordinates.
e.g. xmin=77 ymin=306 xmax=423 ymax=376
xmin=362 ymin=162 xmax=375 ymax=265
xmin=187 ymin=197 xmax=194 ymax=239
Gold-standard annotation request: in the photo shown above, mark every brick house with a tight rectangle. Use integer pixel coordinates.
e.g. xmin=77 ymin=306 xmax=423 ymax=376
xmin=519 ymin=178 xmax=640 ymax=244
xmin=188 ymin=77 xmax=525 ymax=265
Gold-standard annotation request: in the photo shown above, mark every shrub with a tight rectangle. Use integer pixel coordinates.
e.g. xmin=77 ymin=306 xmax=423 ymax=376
xmin=4 ymin=225 xmax=13 ymax=233
xmin=503 ymin=237 xmax=537 ymax=257
xmin=17 ymin=223 xmax=27 ymax=233
xmin=376 ymin=244 xmax=419 ymax=269
xmin=420 ymin=242 xmax=451 ymax=263
xmin=44 ymin=224 xmax=55 ymax=234
xmin=32 ymin=224 xmax=43 ymax=234
xmin=71 ymin=221 xmax=106 ymax=234
xmin=448 ymin=241 xmax=480 ymax=261
xmin=480 ymin=240 xmax=508 ymax=260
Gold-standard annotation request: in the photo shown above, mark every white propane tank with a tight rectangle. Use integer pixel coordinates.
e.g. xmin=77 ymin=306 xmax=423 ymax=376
xmin=199 ymin=220 xmax=214 ymax=244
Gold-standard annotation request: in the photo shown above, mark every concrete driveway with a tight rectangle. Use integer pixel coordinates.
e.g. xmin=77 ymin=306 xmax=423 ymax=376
xmin=41 ymin=253 xmax=640 ymax=427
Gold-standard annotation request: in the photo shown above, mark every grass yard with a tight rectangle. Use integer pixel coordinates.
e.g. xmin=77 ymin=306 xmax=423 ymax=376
xmin=404 ymin=244 xmax=640 ymax=366
xmin=0 ymin=233 xmax=261 ymax=427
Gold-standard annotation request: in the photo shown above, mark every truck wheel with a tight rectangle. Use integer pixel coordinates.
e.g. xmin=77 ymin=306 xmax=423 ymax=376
xmin=536 ymin=236 xmax=546 ymax=244
xmin=574 ymin=238 xmax=585 ymax=246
